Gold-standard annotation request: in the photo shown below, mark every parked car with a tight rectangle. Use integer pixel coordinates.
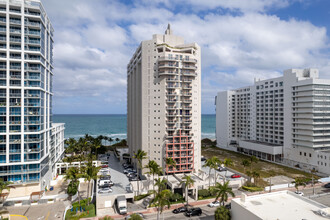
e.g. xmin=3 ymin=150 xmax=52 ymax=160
xmin=185 ymin=207 xmax=202 ymax=217
xmin=123 ymin=164 xmax=133 ymax=169
xmin=208 ymin=201 xmax=220 ymax=207
xmin=126 ymin=171 xmax=137 ymax=176
xmin=100 ymin=182 xmax=114 ymax=188
xmin=98 ymin=187 xmax=112 ymax=194
xmin=201 ymin=157 xmax=206 ymax=162
xmin=125 ymin=213 xmax=144 ymax=220
xmin=218 ymin=166 xmax=227 ymax=172
xmin=142 ymin=198 xmax=151 ymax=208
xmin=127 ymin=173 xmax=138 ymax=178
xmin=124 ymin=168 xmax=135 ymax=174
xmin=324 ymin=183 xmax=330 ymax=188
xmin=129 ymin=176 xmax=139 ymax=181
xmin=99 ymin=180 xmax=111 ymax=186
xmin=101 ymin=165 xmax=109 ymax=168
xmin=225 ymin=203 xmax=231 ymax=209
xmin=295 ymin=191 xmax=304 ymax=196
xmin=231 ymin=174 xmax=241 ymax=178
xmin=172 ymin=206 xmax=187 ymax=214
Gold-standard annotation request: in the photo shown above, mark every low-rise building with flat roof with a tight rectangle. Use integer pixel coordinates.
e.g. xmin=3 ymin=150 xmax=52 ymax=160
xmin=231 ymin=190 xmax=330 ymax=220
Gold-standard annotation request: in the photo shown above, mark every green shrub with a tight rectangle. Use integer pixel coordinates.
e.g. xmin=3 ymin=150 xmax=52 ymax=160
xmin=198 ymin=189 xmax=210 ymax=198
xmin=65 ymin=198 xmax=96 ymax=220
xmin=67 ymin=180 xmax=78 ymax=196
xmin=215 ymin=206 xmax=231 ymax=220
xmin=170 ymin=193 xmax=183 ymax=202
xmin=134 ymin=193 xmax=150 ymax=201
xmin=242 ymin=186 xmax=264 ymax=192
xmin=127 ymin=213 xmax=143 ymax=220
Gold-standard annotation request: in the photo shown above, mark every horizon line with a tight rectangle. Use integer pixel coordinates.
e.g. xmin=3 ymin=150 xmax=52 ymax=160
xmin=53 ymin=113 xmax=216 ymax=115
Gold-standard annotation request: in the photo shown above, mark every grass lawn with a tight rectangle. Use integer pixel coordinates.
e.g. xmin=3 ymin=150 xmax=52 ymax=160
xmin=202 ymin=146 xmax=315 ymax=179
xmin=65 ymin=199 xmax=96 ymax=220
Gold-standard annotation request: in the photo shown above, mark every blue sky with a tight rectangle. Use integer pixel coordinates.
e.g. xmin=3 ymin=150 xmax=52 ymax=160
xmin=42 ymin=0 xmax=330 ymax=114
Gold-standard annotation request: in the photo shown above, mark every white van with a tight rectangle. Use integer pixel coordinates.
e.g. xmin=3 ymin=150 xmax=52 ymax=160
xmin=99 ymin=180 xmax=110 ymax=186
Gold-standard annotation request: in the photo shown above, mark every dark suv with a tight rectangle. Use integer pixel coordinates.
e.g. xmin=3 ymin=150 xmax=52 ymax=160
xmin=185 ymin=207 xmax=202 ymax=217
xmin=172 ymin=206 xmax=187 ymax=214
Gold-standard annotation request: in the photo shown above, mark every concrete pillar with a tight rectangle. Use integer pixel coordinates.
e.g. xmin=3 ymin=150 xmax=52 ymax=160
xmin=195 ymin=188 xmax=198 ymax=201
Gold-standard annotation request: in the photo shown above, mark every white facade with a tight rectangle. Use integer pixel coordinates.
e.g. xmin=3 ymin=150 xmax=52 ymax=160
xmin=0 ymin=0 xmax=65 ymax=189
xmin=127 ymin=25 xmax=201 ymax=174
xmin=216 ymin=69 xmax=330 ymax=175
xmin=231 ymin=191 xmax=329 ymax=220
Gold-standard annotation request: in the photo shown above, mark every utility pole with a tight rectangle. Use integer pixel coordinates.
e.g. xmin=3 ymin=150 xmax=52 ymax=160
xmin=269 ymin=177 xmax=272 ymax=193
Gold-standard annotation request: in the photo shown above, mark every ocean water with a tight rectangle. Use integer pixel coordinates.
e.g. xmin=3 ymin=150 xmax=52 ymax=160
xmin=53 ymin=114 xmax=216 ymax=140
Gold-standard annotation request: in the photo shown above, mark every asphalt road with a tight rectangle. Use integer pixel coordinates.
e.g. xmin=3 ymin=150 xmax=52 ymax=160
xmin=143 ymin=205 xmax=217 ymax=220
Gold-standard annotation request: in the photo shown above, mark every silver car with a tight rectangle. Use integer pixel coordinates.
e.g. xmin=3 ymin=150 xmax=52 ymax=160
xmin=98 ymin=187 xmax=113 ymax=194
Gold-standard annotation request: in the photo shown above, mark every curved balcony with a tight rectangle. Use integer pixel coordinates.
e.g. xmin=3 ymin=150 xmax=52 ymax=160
xmin=159 ymin=70 xmax=178 ymax=76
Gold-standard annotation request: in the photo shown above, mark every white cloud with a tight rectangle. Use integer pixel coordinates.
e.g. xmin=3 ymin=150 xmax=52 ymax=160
xmin=41 ymin=0 xmax=330 ymax=114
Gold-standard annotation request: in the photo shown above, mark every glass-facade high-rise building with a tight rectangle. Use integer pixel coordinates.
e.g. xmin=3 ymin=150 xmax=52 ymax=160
xmin=0 ymin=0 xmax=65 ymax=189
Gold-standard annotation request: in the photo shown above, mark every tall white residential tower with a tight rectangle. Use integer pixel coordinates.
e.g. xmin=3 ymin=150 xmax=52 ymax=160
xmin=216 ymin=69 xmax=330 ymax=175
xmin=127 ymin=25 xmax=201 ymax=174
xmin=0 ymin=0 xmax=65 ymax=189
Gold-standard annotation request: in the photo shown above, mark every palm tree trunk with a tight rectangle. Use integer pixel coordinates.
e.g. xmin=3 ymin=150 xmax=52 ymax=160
xmin=209 ymin=169 xmax=211 ymax=189
xmin=186 ymin=186 xmax=189 ymax=206
xmin=153 ymin=173 xmax=155 ymax=197
xmin=214 ymin=169 xmax=217 ymax=186
xmin=87 ymin=180 xmax=90 ymax=206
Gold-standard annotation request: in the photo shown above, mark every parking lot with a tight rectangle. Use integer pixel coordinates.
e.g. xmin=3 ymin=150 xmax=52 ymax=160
xmin=201 ymin=161 xmax=244 ymax=182
xmin=97 ymin=152 xmax=131 ymax=197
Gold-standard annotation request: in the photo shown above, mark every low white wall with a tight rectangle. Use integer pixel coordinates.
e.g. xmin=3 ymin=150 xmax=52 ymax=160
xmin=239 ymin=141 xmax=282 ymax=155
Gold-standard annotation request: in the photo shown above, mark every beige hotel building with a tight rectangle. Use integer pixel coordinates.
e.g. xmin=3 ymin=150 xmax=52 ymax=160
xmin=127 ymin=25 xmax=201 ymax=174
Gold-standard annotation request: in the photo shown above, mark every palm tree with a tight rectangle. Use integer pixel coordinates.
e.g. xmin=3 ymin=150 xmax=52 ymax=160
xmin=292 ymin=177 xmax=307 ymax=193
xmin=83 ymin=161 xmax=100 ymax=206
xmin=155 ymin=178 xmax=167 ymax=194
xmin=144 ymin=160 xmax=161 ymax=194
xmin=108 ymin=137 xmax=113 ymax=146
xmin=180 ymin=175 xmax=195 ymax=206
xmin=165 ymin=157 xmax=176 ymax=182
xmin=213 ymin=181 xmax=235 ymax=206
xmin=115 ymin=137 xmax=120 ymax=142
xmin=241 ymin=159 xmax=251 ymax=173
xmin=203 ymin=156 xmax=221 ymax=188
xmin=0 ymin=179 xmax=13 ymax=203
xmin=133 ymin=149 xmax=147 ymax=195
xmin=215 ymin=206 xmax=231 ymax=220
xmin=252 ymin=171 xmax=260 ymax=186
xmin=153 ymin=189 xmax=172 ymax=220
xmin=223 ymin=158 xmax=233 ymax=179
xmin=64 ymin=167 xmax=82 ymax=206
xmin=250 ymin=156 xmax=259 ymax=171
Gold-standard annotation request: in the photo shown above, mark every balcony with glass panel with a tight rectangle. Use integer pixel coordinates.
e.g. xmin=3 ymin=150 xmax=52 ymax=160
xmin=25 ymin=134 xmax=40 ymax=143
xmin=26 ymin=29 xmax=40 ymax=37
xmin=9 ymin=17 xmax=21 ymax=26
xmin=25 ymin=124 xmax=40 ymax=132
xmin=9 ymin=154 xmax=21 ymax=163
xmin=0 ymin=25 xmax=5 ymax=33
xmin=24 ymin=108 xmax=40 ymax=116
xmin=10 ymin=116 xmax=21 ymax=126
xmin=24 ymin=90 xmax=40 ymax=98
xmin=9 ymin=6 xmax=21 ymax=14
xmin=0 ymin=35 xmax=5 ymax=43
xmin=9 ymin=36 xmax=22 ymax=44
xmin=10 ymin=98 xmax=21 ymax=107
xmin=0 ymin=16 xmax=5 ymax=24
xmin=9 ymin=27 xmax=21 ymax=35
xmin=24 ymin=152 xmax=40 ymax=162
xmin=25 ymin=20 xmax=41 ymax=29
xmin=10 ymin=125 xmax=20 ymax=133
